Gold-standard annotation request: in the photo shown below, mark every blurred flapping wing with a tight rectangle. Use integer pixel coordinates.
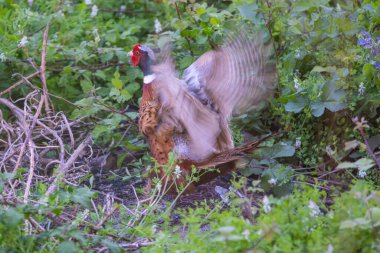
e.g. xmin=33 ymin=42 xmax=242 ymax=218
xmin=152 ymin=57 xmax=222 ymax=161
xmin=182 ymin=33 xmax=277 ymax=118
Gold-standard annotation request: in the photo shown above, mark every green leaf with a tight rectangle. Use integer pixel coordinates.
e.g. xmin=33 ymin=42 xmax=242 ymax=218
xmin=337 ymin=158 xmax=374 ymax=171
xmin=293 ymin=0 xmax=328 ymax=12
xmin=95 ymin=70 xmax=106 ymax=80
xmin=321 ymin=81 xmax=347 ymax=112
xmin=102 ymin=240 xmax=122 ymax=253
xmin=112 ymin=71 xmax=123 ymax=90
xmin=100 ymin=51 xmax=114 ymax=63
xmin=58 ymin=241 xmax=78 ymax=253
xmin=125 ymin=82 xmax=140 ymax=95
xmin=118 ymin=89 xmax=132 ymax=102
xmin=236 ymin=5 xmax=258 ymax=22
xmin=336 ymin=162 xmax=357 ymax=169
xmin=310 ymin=101 xmax=325 ymax=117
xmin=71 ymin=187 xmax=95 ymax=208
xmin=0 ymin=208 xmax=24 ymax=227
xmin=80 ymin=80 xmax=93 ymax=93
xmin=340 ymin=218 xmax=370 ymax=229
xmin=117 ymin=153 xmax=128 ymax=169
xmin=284 ymin=95 xmax=308 ymax=113
xmin=355 ymin=158 xmax=375 ymax=171
xmin=258 ymin=143 xmax=295 ymax=159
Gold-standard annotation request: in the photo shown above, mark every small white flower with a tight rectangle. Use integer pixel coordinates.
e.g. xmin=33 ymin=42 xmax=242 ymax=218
xmin=84 ymin=0 xmax=92 ymax=5
xmin=308 ymin=200 xmax=320 ymax=217
xmin=154 ymin=19 xmax=162 ymax=34
xmin=91 ymin=5 xmax=98 ymax=18
xmin=120 ymin=5 xmax=126 ymax=13
xmin=215 ymin=186 xmax=230 ymax=204
xmin=242 ymin=229 xmax=250 ymax=241
xmin=326 ymin=145 xmax=333 ymax=158
xmin=93 ymin=28 xmax=100 ymax=43
xmin=295 ymin=49 xmax=301 ymax=59
xmin=257 ymin=229 xmax=262 ymax=236
xmin=16 ymin=25 xmax=23 ymax=35
xmin=28 ymin=0 xmax=33 ymax=7
xmin=262 ymin=196 xmax=271 ymax=213
xmin=294 ymin=77 xmax=301 ymax=91
xmin=358 ymin=82 xmax=365 ymax=96
xmin=155 ymin=181 xmax=162 ymax=191
xmin=358 ymin=169 xmax=367 ymax=178
xmin=268 ymin=178 xmax=277 ymax=186
xmin=174 ymin=165 xmax=181 ymax=179
xmin=18 ymin=36 xmax=29 ymax=48
xmin=0 ymin=53 xmax=6 ymax=62
xmin=295 ymin=137 xmax=301 ymax=149
xmin=336 ymin=3 xmax=341 ymax=12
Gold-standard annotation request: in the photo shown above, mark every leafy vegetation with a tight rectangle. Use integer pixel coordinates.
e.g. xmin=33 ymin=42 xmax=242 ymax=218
xmin=0 ymin=0 xmax=380 ymax=252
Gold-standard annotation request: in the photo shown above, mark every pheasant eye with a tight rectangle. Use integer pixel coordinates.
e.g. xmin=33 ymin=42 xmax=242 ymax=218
xmin=135 ymin=51 xmax=140 ymax=56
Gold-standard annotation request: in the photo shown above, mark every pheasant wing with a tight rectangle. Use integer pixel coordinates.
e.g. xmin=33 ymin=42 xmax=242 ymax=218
xmin=152 ymin=58 xmax=222 ymax=161
xmin=182 ymin=33 xmax=277 ymax=118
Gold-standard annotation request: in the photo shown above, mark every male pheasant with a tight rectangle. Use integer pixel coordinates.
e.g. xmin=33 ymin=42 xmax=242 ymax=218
xmin=128 ymin=34 xmax=277 ymax=194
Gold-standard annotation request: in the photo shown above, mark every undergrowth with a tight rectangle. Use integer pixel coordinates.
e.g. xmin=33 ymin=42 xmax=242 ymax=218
xmin=0 ymin=0 xmax=380 ymax=252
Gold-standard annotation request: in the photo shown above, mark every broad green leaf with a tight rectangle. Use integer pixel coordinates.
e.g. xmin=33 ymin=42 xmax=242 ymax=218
xmin=337 ymin=158 xmax=374 ymax=171
xmin=125 ymin=82 xmax=140 ymax=95
xmin=355 ymin=158 xmax=375 ymax=171
xmin=100 ymin=51 xmax=114 ymax=63
xmin=71 ymin=187 xmax=95 ymax=208
xmin=112 ymin=72 xmax=123 ymax=90
xmin=236 ymin=5 xmax=258 ymax=22
xmin=336 ymin=162 xmax=356 ymax=169
xmin=102 ymin=240 xmax=122 ymax=253
xmin=321 ymin=81 xmax=347 ymax=112
xmin=311 ymin=101 xmax=325 ymax=117
xmin=58 ymin=241 xmax=78 ymax=253
xmin=340 ymin=218 xmax=370 ymax=229
xmin=0 ymin=208 xmax=23 ymax=227
xmin=284 ymin=95 xmax=308 ymax=113
xmin=80 ymin=80 xmax=93 ymax=93
xmin=293 ymin=0 xmax=328 ymax=12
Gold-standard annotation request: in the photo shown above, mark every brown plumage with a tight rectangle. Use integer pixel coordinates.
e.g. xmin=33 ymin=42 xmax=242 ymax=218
xmin=128 ymin=33 xmax=277 ymax=194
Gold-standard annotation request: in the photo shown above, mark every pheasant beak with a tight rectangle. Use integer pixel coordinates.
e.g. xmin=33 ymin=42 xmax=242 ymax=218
xmin=127 ymin=51 xmax=133 ymax=65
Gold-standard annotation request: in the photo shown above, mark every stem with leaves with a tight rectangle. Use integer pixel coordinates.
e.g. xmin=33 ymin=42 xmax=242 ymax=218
xmin=353 ymin=117 xmax=380 ymax=170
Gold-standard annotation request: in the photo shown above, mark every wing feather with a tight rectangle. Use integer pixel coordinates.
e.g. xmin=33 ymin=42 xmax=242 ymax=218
xmin=182 ymin=33 xmax=277 ymax=118
xmin=152 ymin=58 xmax=223 ymax=161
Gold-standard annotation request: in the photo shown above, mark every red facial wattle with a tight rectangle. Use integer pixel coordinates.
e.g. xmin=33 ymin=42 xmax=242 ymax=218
xmin=130 ymin=44 xmax=143 ymax=67
xmin=131 ymin=54 xmax=140 ymax=66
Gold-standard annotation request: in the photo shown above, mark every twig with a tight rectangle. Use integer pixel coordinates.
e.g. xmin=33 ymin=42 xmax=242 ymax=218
xmin=60 ymin=112 xmax=75 ymax=147
xmin=40 ymin=24 xmax=53 ymax=117
xmin=45 ymin=135 xmax=92 ymax=196
xmin=23 ymin=139 xmax=36 ymax=203
xmin=119 ymin=241 xmax=155 ymax=249
xmin=13 ymin=93 xmax=45 ymax=173
xmin=174 ymin=2 xmax=193 ymax=56
xmin=0 ymin=71 xmax=40 ymax=97
xmin=92 ymin=206 xmax=118 ymax=230
xmin=353 ymin=117 xmax=380 ymax=170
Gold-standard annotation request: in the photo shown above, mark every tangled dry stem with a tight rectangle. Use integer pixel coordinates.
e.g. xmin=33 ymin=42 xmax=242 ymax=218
xmin=0 ymin=25 xmax=159 ymax=250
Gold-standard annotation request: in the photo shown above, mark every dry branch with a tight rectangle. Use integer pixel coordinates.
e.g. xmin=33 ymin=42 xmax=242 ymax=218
xmin=45 ymin=135 xmax=92 ymax=196
xmin=40 ymin=24 xmax=53 ymax=117
xmin=0 ymin=71 xmax=40 ymax=97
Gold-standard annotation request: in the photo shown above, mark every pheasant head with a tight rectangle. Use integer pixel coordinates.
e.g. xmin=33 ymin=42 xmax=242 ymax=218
xmin=128 ymin=44 xmax=156 ymax=76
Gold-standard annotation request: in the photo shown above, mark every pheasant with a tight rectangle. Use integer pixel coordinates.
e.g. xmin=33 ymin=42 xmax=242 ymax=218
xmin=128 ymin=33 xmax=277 ymax=194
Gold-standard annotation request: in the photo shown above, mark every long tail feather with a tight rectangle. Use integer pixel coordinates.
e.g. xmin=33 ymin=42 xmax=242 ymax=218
xmin=192 ymin=134 xmax=274 ymax=185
